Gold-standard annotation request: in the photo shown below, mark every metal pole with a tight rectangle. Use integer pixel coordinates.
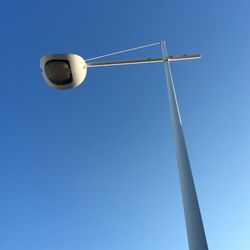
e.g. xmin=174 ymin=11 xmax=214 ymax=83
xmin=161 ymin=41 xmax=208 ymax=250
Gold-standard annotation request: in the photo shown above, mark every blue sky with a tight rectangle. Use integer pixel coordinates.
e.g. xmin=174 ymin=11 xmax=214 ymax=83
xmin=0 ymin=0 xmax=249 ymax=249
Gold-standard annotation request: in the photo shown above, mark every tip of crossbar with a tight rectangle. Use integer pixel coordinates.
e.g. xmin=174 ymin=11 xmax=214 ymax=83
xmin=167 ymin=54 xmax=202 ymax=62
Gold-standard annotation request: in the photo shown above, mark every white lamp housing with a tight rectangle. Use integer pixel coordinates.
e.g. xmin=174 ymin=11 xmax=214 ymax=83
xmin=40 ymin=54 xmax=87 ymax=90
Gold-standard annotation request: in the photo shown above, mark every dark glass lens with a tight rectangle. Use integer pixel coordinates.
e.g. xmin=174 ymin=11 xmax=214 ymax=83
xmin=45 ymin=60 xmax=73 ymax=85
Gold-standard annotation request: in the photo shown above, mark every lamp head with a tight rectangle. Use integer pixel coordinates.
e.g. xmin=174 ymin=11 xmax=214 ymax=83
xmin=40 ymin=54 xmax=87 ymax=90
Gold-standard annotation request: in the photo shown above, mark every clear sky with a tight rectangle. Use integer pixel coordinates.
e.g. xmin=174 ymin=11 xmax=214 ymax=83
xmin=0 ymin=0 xmax=249 ymax=249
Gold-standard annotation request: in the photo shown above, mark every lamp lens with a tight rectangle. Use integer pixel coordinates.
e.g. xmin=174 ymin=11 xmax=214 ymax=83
xmin=45 ymin=60 xmax=73 ymax=85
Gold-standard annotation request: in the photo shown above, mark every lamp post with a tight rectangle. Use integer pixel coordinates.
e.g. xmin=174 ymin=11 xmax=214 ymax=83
xmin=40 ymin=40 xmax=208 ymax=250
xmin=161 ymin=41 xmax=208 ymax=250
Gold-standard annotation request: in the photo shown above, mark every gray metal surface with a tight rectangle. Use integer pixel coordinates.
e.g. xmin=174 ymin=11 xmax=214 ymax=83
xmin=87 ymin=57 xmax=163 ymax=67
xmin=86 ymin=54 xmax=202 ymax=68
xmin=161 ymin=41 xmax=208 ymax=250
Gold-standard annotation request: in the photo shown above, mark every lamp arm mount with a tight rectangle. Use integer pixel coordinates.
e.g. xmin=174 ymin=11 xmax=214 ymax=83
xmin=86 ymin=54 xmax=201 ymax=68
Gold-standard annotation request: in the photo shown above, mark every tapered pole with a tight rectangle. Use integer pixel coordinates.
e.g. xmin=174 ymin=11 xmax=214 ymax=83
xmin=161 ymin=41 xmax=208 ymax=250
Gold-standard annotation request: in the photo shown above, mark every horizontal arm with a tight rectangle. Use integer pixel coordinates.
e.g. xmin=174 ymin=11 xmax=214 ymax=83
xmin=86 ymin=58 xmax=163 ymax=68
xmin=86 ymin=54 xmax=202 ymax=68
xmin=168 ymin=53 xmax=202 ymax=62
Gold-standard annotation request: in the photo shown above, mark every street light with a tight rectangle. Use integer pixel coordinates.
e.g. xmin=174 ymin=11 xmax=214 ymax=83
xmin=40 ymin=41 xmax=208 ymax=250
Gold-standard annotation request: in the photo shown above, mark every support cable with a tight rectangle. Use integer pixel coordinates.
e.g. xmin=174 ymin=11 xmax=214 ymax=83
xmin=85 ymin=41 xmax=161 ymax=62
